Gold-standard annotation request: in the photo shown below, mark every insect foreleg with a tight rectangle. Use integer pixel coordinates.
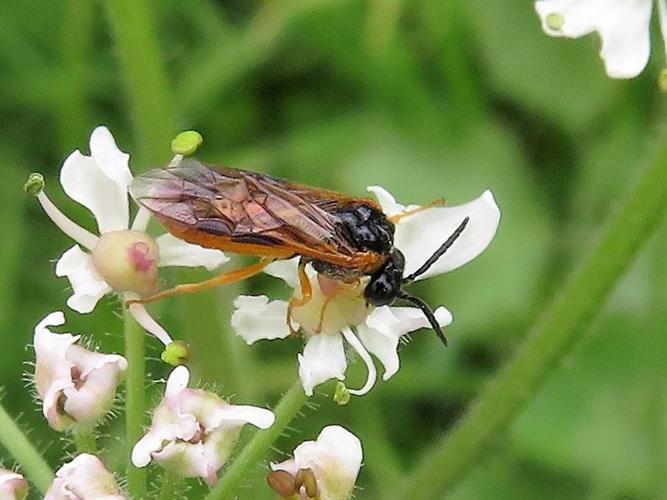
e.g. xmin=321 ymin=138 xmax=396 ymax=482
xmin=125 ymin=257 xmax=274 ymax=306
xmin=286 ymin=258 xmax=312 ymax=335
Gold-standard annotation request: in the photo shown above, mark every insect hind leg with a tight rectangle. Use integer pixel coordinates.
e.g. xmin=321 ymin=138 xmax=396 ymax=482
xmin=126 ymin=257 xmax=274 ymax=306
xmin=286 ymin=258 xmax=312 ymax=335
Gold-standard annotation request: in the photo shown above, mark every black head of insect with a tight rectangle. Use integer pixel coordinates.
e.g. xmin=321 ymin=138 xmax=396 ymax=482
xmin=364 ymin=216 xmax=470 ymax=346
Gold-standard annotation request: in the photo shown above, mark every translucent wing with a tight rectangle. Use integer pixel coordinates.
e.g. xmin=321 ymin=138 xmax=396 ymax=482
xmin=130 ymin=160 xmax=383 ymax=269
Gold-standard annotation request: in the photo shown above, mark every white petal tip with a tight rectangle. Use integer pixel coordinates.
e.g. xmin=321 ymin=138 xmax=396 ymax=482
xmin=166 ymin=366 xmax=190 ymax=397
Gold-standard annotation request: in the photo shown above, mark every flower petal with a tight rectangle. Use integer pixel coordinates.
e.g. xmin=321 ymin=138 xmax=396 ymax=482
xmin=55 ymin=245 xmax=111 ymax=313
xmin=60 ymin=128 xmax=130 ymax=233
xmin=156 ymin=233 xmax=229 ymax=271
xmin=166 ymin=365 xmax=190 ymax=399
xmin=395 ymin=190 xmax=500 ymax=280
xmin=367 ymin=185 xmax=406 ymax=216
xmin=231 ymin=296 xmax=292 ymax=344
xmin=358 ymin=305 xmax=452 ymax=380
xmin=535 ymin=0 xmax=652 ymax=78
xmin=298 ymin=334 xmax=347 ymax=396
xmin=210 ymin=405 xmax=275 ymax=429
xmin=263 ymin=257 xmax=302 ymax=290
xmin=34 ymin=318 xmax=79 ymax=430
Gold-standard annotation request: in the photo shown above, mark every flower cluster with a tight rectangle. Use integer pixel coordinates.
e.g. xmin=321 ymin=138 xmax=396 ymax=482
xmin=18 ymin=125 xmax=500 ymax=497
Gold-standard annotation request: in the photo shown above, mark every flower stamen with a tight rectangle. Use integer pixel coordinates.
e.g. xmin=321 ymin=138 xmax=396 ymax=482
xmin=126 ymin=299 xmax=173 ymax=345
xmin=34 ymin=189 xmax=98 ymax=251
xmin=341 ymin=327 xmax=377 ymax=396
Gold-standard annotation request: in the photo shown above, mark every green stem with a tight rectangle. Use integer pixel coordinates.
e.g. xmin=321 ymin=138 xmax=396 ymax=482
xmin=389 ymin=128 xmax=667 ymax=500
xmin=158 ymin=470 xmax=180 ymax=500
xmin=205 ymin=380 xmax=308 ymax=500
xmin=124 ymin=311 xmax=147 ymax=499
xmin=104 ymin=0 xmax=175 ymax=166
xmin=0 ymin=401 xmax=53 ymax=493
xmin=72 ymin=426 xmax=97 ymax=454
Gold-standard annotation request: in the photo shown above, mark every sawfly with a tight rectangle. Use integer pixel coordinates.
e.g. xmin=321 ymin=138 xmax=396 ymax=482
xmin=128 ymin=160 xmax=469 ymax=345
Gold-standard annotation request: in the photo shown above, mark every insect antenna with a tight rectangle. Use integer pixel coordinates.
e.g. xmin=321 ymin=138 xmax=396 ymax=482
xmin=403 ymin=216 xmax=470 ymax=283
xmin=398 ymin=292 xmax=448 ymax=346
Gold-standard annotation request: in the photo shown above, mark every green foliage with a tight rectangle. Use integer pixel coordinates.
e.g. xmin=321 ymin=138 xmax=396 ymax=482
xmin=0 ymin=0 xmax=665 ymax=498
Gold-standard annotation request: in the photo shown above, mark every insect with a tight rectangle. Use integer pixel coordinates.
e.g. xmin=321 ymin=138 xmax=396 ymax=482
xmin=128 ymin=159 xmax=469 ymax=345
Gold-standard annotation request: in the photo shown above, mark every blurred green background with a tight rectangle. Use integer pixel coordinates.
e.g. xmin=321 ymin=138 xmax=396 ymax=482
xmin=1 ymin=0 xmax=666 ymax=498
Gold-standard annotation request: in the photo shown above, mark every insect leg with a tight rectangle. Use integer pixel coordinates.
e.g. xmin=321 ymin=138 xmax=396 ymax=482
xmin=286 ymin=258 xmax=312 ymax=335
xmin=126 ymin=257 xmax=274 ymax=306
xmin=388 ymin=198 xmax=445 ymax=224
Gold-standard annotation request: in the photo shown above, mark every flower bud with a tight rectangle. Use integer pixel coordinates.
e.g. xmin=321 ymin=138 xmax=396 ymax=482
xmin=34 ymin=312 xmax=128 ymax=431
xmin=91 ymin=230 xmax=159 ymax=296
xmin=0 ymin=469 xmax=28 ymax=500
xmin=45 ymin=454 xmax=125 ymax=500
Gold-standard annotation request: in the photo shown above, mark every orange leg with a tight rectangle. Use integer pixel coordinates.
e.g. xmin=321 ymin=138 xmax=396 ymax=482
xmin=126 ymin=257 xmax=274 ymax=306
xmin=286 ymin=258 xmax=312 ymax=335
xmin=388 ymin=198 xmax=445 ymax=224
xmin=314 ymin=295 xmax=335 ymax=334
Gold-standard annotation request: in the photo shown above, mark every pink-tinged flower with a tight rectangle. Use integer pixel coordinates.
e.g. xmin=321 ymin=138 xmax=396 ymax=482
xmin=232 ymin=187 xmax=500 ymax=396
xmin=132 ymin=366 xmax=275 ymax=485
xmin=45 ymin=454 xmax=125 ymax=500
xmin=34 ymin=311 xmax=127 ymax=431
xmin=535 ymin=0 xmax=666 ymax=79
xmin=267 ymin=425 xmax=362 ymax=500
xmin=0 ymin=469 xmax=28 ymax=500
xmin=29 ymin=126 xmax=228 ymax=345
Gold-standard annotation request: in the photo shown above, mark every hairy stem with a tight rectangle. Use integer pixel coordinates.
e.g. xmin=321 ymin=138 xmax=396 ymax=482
xmin=124 ymin=311 xmax=147 ymax=499
xmin=389 ymin=127 xmax=667 ymax=499
xmin=72 ymin=426 xmax=97 ymax=454
xmin=205 ymin=380 xmax=308 ymax=500
xmin=0 ymin=401 xmax=53 ymax=493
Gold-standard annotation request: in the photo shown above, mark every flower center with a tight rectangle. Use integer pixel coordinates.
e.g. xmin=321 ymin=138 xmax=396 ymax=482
xmin=92 ymin=230 xmax=159 ymax=296
xmin=292 ymin=275 xmax=370 ymax=336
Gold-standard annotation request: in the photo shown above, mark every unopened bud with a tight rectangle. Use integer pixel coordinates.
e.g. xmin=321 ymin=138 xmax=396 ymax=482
xmin=171 ymin=131 xmax=203 ymax=156
xmin=161 ymin=341 xmax=191 ymax=366
xmin=24 ymin=173 xmax=45 ymax=196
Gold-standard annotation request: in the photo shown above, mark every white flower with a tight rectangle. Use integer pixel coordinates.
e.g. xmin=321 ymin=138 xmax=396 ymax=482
xmin=131 ymin=366 xmax=275 ymax=485
xmin=33 ymin=126 xmax=229 ymax=344
xmin=267 ymin=425 xmax=362 ymax=500
xmin=34 ymin=311 xmax=127 ymax=431
xmin=45 ymin=454 xmax=125 ymax=500
xmin=232 ymin=187 xmax=500 ymax=396
xmin=0 ymin=469 xmax=28 ymax=500
xmin=535 ymin=0 xmax=666 ymax=78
